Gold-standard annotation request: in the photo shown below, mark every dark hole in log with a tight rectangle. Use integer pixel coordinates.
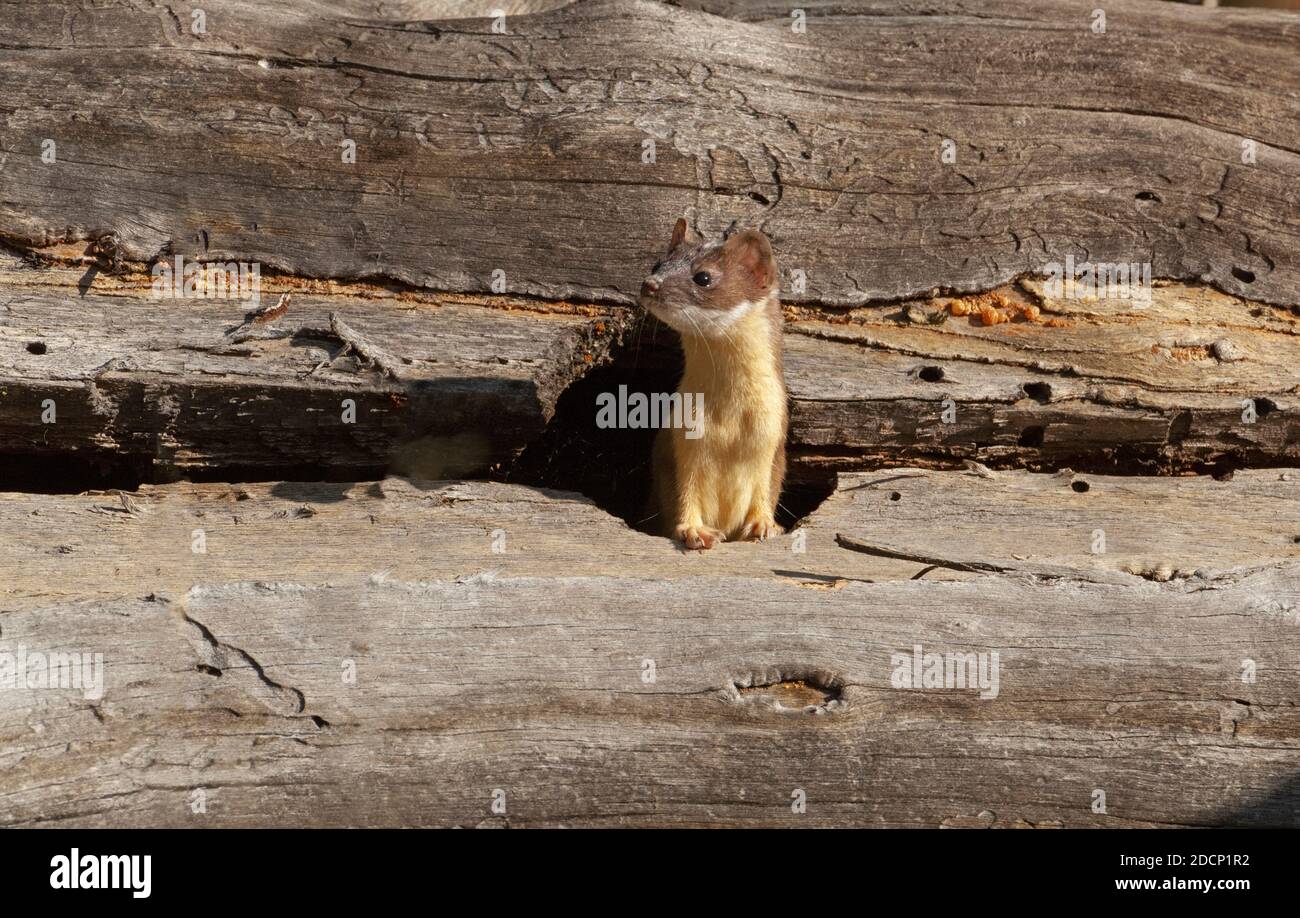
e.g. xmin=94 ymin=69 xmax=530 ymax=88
xmin=26 ymin=341 xmax=47 ymax=355
xmin=889 ymin=491 xmax=902 ymax=501
xmin=1212 ymin=460 xmax=1238 ymax=481
xmin=196 ymin=664 xmax=222 ymax=677
xmin=508 ymin=317 xmax=838 ymax=535
xmin=1022 ymin=381 xmax=1052 ymax=403
xmin=1168 ymin=410 xmax=1193 ymax=445
xmin=1254 ymin=398 xmax=1278 ymax=417
xmin=1019 ymin=425 xmax=1045 ymax=447
xmin=1135 ymin=190 xmax=1161 ymax=202
xmin=1232 ymin=267 xmax=1256 ymax=284
xmin=1071 ymin=479 xmax=1090 ymax=493
xmin=918 ymin=365 xmax=945 ymax=382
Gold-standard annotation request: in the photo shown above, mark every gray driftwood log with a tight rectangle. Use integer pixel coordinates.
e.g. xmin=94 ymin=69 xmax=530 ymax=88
xmin=0 ymin=0 xmax=1298 ymax=828
xmin=0 ymin=251 xmax=620 ymax=478
xmin=1 ymin=470 xmax=1298 ymax=827
xmin=1 ymin=0 xmax=1297 ymax=305
xmin=2 ymin=253 xmax=1296 ymax=477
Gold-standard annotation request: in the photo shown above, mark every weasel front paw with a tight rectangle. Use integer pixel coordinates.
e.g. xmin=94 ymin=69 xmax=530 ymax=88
xmin=675 ymin=524 xmax=724 ymax=550
xmin=740 ymin=516 xmax=783 ymax=543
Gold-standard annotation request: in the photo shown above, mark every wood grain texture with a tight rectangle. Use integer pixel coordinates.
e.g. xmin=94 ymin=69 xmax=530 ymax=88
xmin=1 ymin=0 xmax=1296 ymax=307
xmin=0 ymin=252 xmax=620 ymax=478
xmin=2 ymin=468 xmax=1297 ymax=605
xmin=3 ymin=251 xmax=1295 ymax=478
xmin=782 ymin=281 xmax=1300 ymax=472
xmin=1 ymin=472 xmax=1297 ymax=827
xmin=2 ymin=0 xmax=1298 ymax=831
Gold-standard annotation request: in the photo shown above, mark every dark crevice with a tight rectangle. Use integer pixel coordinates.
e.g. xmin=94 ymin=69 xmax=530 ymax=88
xmin=0 ymin=453 xmax=385 ymax=495
xmin=1018 ymin=425 xmax=1045 ymax=448
xmin=786 ymin=442 xmax=1300 ymax=481
xmin=0 ymin=453 xmax=154 ymax=493
xmin=1168 ymin=410 xmax=1193 ymax=445
xmin=0 ymin=302 xmax=1291 ymax=520
xmin=1212 ymin=459 xmax=1239 ymax=481
xmin=504 ymin=325 xmax=677 ymax=530
xmin=505 ymin=317 xmax=838 ymax=534
xmin=1022 ymin=381 xmax=1053 ymax=403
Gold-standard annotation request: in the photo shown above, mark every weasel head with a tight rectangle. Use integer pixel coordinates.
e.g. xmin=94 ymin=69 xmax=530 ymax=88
xmin=638 ymin=218 xmax=779 ymax=338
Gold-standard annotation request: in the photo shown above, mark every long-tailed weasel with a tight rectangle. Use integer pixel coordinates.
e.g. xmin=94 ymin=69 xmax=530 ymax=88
xmin=638 ymin=218 xmax=787 ymax=550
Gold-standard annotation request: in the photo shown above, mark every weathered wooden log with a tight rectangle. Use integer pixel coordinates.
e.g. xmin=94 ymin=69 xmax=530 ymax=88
xmin=782 ymin=280 xmax=1300 ymax=473
xmin=0 ymin=251 xmax=620 ymax=481
xmin=1 ymin=471 xmax=1297 ymax=827
xmin=3 ymin=251 xmax=1294 ymax=481
xmin=1 ymin=0 xmax=1298 ymax=833
xmin=1 ymin=0 xmax=1296 ymax=306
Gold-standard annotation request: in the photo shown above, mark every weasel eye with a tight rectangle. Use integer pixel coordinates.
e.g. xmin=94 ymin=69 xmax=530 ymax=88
xmin=651 ymin=261 xmax=663 ymax=274
xmin=692 ymin=271 xmax=712 ymax=287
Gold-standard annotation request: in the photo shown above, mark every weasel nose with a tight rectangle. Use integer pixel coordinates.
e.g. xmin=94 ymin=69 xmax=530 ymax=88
xmin=640 ymin=277 xmax=660 ymax=297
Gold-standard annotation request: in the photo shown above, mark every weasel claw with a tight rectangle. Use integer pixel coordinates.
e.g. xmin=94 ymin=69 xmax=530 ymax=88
xmin=740 ymin=518 xmax=783 ymax=542
xmin=676 ymin=524 xmax=723 ymax=550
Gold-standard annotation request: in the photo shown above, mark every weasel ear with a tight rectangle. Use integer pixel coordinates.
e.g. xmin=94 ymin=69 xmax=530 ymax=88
xmin=723 ymin=228 xmax=777 ymax=291
xmin=668 ymin=217 xmax=699 ymax=252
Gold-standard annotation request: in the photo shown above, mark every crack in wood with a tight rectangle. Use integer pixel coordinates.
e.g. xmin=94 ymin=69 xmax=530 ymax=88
xmin=2 ymin=0 xmax=1297 ymax=305
xmin=168 ymin=592 xmax=309 ymax=719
